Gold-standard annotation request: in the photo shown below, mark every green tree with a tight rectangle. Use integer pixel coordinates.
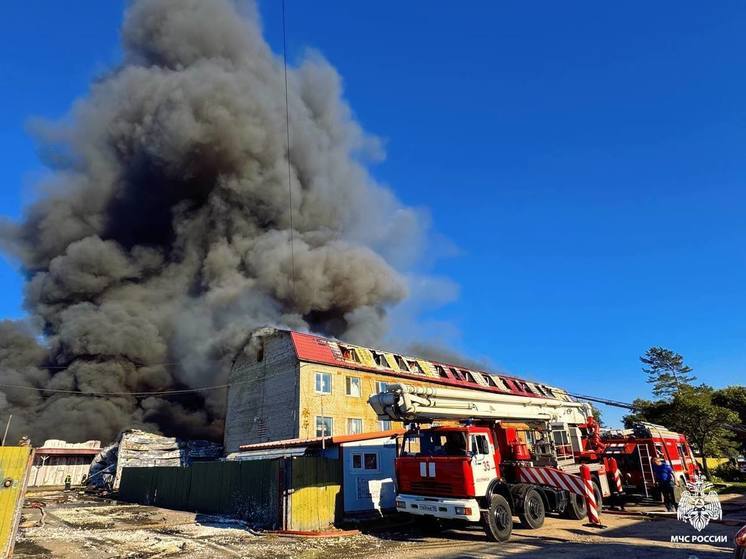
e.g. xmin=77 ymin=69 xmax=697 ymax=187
xmin=713 ymin=385 xmax=746 ymax=453
xmin=640 ymin=346 xmax=696 ymax=398
xmin=623 ymin=398 xmax=674 ymax=429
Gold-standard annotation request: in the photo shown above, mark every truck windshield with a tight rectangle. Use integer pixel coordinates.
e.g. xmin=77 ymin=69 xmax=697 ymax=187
xmin=401 ymin=431 xmax=468 ymax=457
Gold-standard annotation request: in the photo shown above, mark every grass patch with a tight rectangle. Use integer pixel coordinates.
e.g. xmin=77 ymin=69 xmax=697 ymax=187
xmin=716 ymin=481 xmax=746 ymax=494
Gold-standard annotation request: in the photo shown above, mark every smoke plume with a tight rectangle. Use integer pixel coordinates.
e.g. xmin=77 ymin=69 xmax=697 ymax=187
xmin=0 ymin=0 xmax=427 ymax=443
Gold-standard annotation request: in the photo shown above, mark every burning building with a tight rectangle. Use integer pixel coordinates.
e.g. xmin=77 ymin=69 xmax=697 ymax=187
xmin=224 ymin=328 xmax=576 ymax=452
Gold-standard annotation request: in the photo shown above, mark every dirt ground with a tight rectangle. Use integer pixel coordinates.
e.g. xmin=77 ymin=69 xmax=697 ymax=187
xmin=14 ymin=488 xmax=746 ymax=558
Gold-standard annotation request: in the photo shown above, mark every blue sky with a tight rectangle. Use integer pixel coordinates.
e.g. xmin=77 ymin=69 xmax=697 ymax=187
xmin=2 ymin=2 xmax=745 ymax=425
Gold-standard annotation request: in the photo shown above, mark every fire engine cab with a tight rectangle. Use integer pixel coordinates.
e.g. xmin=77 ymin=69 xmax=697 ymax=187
xmin=369 ymin=383 xmax=612 ymax=541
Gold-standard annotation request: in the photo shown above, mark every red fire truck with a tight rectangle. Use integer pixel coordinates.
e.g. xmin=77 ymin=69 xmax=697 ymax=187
xmin=369 ymin=383 xmax=612 ymax=541
xmin=598 ymin=422 xmax=698 ymax=498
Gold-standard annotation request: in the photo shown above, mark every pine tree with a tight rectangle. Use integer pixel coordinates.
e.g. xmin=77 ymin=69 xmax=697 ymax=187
xmin=640 ymin=346 xmax=696 ymax=398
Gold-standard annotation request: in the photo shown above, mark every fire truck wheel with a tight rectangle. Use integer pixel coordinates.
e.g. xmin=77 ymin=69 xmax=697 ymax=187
xmin=564 ymin=481 xmax=602 ymax=519
xmin=518 ymin=488 xmax=545 ymax=529
xmin=482 ymin=494 xmax=513 ymax=542
xmin=563 ymin=492 xmax=587 ymax=520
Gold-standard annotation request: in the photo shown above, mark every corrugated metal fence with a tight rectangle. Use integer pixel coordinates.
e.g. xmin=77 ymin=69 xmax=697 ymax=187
xmin=119 ymin=457 xmax=341 ymax=531
xmin=120 ymin=460 xmax=279 ymax=526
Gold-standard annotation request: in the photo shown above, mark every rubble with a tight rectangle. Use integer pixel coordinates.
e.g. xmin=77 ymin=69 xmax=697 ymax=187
xmin=87 ymin=430 xmax=222 ymax=490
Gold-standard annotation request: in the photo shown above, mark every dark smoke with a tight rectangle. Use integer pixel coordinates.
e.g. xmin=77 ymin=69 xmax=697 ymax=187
xmin=0 ymin=0 xmax=427 ymax=443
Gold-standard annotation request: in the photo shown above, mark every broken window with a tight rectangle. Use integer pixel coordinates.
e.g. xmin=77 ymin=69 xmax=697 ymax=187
xmin=434 ymin=365 xmax=449 ymax=379
xmin=339 ymin=345 xmax=361 ymax=363
xmin=394 ymin=355 xmax=409 ymax=371
xmin=482 ymin=374 xmax=498 ymax=388
xmin=407 ymin=360 xmax=423 ymax=374
xmin=371 ymin=351 xmax=390 ymax=368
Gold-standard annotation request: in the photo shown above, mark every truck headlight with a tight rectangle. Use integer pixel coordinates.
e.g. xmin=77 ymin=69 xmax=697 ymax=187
xmin=454 ymin=506 xmax=472 ymax=516
xmin=396 ymin=500 xmax=406 ymax=509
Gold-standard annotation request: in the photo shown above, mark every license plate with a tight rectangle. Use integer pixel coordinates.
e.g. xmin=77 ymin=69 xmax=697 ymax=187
xmin=419 ymin=504 xmax=437 ymax=512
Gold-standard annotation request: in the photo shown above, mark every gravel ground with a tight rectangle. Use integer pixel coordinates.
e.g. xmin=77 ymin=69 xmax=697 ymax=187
xmin=14 ymin=489 xmax=745 ymax=558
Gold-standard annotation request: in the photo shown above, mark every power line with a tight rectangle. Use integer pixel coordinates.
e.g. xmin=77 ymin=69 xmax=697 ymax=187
xmin=0 ymin=382 xmax=229 ymax=396
xmin=567 ymin=393 xmax=638 ymax=410
xmin=0 ymin=377 xmax=262 ymax=398
xmin=23 ymin=361 xmax=182 ymax=371
xmin=281 ymin=0 xmax=296 ymax=304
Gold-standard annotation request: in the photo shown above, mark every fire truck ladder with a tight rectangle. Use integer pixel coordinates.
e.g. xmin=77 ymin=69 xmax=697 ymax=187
xmin=368 ymin=383 xmax=592 ymax=425
xmin=637 ymin=444 xmax=655 ymax=497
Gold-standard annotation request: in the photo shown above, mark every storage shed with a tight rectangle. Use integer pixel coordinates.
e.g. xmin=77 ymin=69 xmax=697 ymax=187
xmin=231 ymin=429 xmax=402 ymax=519
xmin=29 ymin=440 xmax=100 ymax=487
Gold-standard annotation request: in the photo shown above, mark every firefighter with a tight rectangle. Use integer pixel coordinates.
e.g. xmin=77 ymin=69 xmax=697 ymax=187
xmin=652 ymin=457 xmax=677 ymax=512
xmin=64 ymin=474 xmax=72 ymax=491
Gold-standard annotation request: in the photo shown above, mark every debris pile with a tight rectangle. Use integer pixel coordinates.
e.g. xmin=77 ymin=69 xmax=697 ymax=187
xmin=88 ymin=429 xmax=222 ymax=490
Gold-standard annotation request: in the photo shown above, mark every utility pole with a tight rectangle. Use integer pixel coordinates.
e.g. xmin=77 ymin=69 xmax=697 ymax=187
xmin=2 ymin=414 xmax=12 ymax=446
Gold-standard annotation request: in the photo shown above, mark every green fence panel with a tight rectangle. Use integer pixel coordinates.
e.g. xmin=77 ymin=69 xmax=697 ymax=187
xmin=235 ymin=459 xmax=279 ymax=525
xmin=120 ymin=467 xmax=157 ymax=505
xmin=118 ymin=459 xmax=282 ymax=528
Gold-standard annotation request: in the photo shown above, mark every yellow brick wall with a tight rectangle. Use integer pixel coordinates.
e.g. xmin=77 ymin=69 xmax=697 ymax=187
xmin=298 ymin=362 xmax=435 ymax=438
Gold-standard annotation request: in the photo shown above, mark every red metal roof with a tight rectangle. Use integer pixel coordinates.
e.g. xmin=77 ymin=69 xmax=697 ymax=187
xmin=238 ymin=429 xmax=405 ymax=452
xmin=288 ymin=330 xmax=558 ymax=400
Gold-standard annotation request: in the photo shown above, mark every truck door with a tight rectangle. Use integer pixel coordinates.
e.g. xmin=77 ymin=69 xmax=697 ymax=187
xmin=470 ymin=432 xmax=496 ymax=495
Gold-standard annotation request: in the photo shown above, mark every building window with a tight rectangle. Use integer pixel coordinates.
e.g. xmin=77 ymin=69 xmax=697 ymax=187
xmin=347 ymin=418 xmax=363 ymax=434
xmin=379 ymin=419 xmax=392 ymax=431
xmin=340 ymin=345 xmax=361 ymax=363
xmin=346 ymin=376 xmax=361 ymax=397
xmin=364 ymin=453 xmax=378 ymax=470
xmin=393 ymin=355 xmax=410 ymax=371
xmin=372 ymin=351 xmax=390 ymax=368
xmin=316 ymin=416 xmax=333 ymax=437
xmin=351 ymin=452 xmax=379 ymax=471
xmin=376 ymin=381 xmax=392 ymax=394
xmin=407 ymin=360 xmax=424 ymax=374
xmin=315 ymin=372 xmax=332 ymax=394
xmin=482 ymin=374 xmax=498 ymax=388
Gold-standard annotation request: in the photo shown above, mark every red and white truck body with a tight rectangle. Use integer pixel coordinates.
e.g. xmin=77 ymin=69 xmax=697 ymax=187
xmin=370 ymin=383 xmax=699 ymax=540
xmin=599 ymin=423 xmax=697 ymax=496
xmin=369 ymin=383 xmax=611 ymax=540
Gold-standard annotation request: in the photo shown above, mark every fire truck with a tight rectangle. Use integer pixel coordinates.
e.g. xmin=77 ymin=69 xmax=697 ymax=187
xmin=369 ymin=383 xmax=613 ymax=541
xmin=598 ymin=422 xmax=698 ymax=498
